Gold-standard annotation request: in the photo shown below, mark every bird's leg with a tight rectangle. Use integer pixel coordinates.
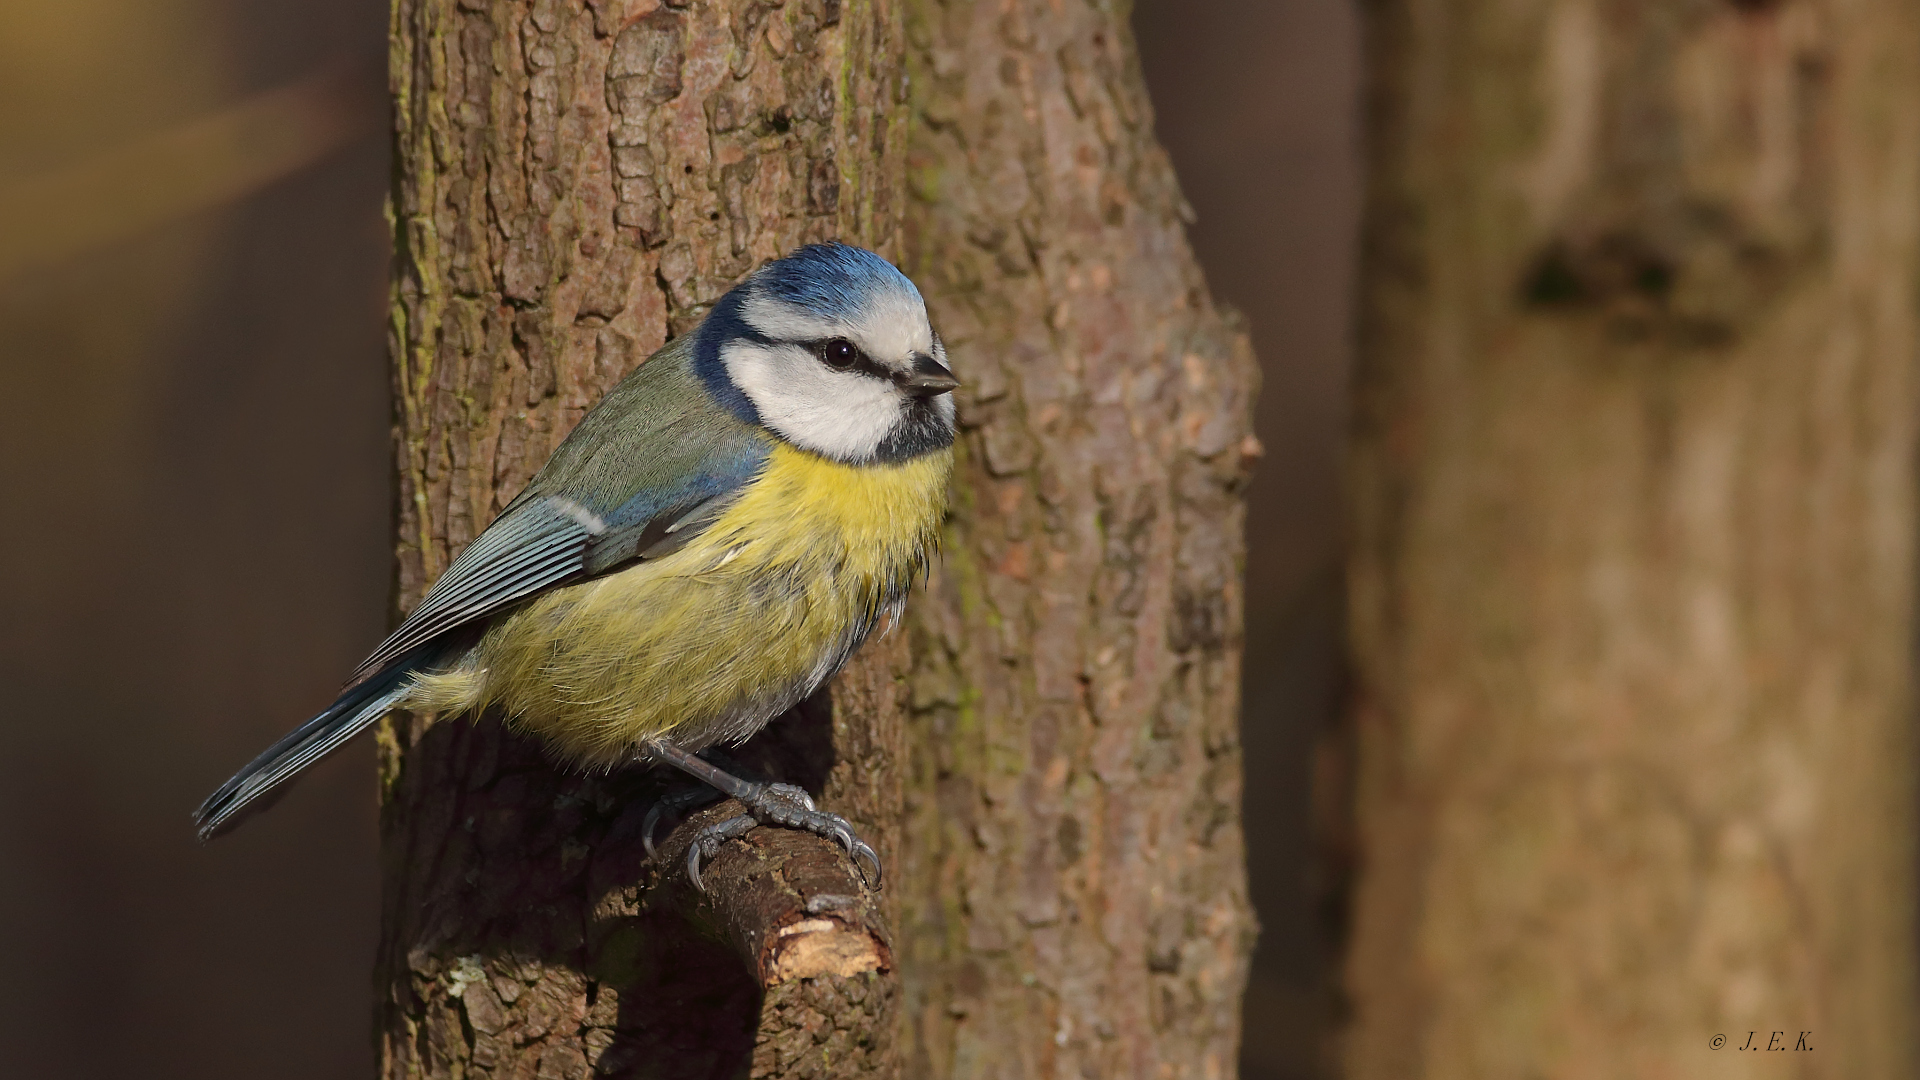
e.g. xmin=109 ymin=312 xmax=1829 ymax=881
xmin=639 ymin=748 xmax=762 ymax=856
xmin=644 ymin=740 xmax=881 ymax=893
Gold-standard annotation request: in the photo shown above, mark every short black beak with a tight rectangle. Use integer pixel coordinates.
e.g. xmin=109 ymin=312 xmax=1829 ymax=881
xmin=901 ymin=353 xmax=960 ymax=398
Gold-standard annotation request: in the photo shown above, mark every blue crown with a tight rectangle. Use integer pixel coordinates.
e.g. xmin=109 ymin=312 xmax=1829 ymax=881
xmin=753 ymin=243 xmax=922 ymax=319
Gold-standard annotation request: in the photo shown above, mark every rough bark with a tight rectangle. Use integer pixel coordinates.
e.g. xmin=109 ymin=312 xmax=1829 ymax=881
xmin=895 ymin=3 xmax=1260 ymax=1076
xmin=375 ymin=0 xmax=1259 ymax=1077
xmin=376 ymin=2 xmax=910 ymax=1077
xmin=1343 ymin=0 xmax=1920 ymax=1076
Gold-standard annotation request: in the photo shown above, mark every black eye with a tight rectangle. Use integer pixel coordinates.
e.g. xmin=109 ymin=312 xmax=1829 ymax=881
xmin=819 ymin=338 xmax=860 ymax=369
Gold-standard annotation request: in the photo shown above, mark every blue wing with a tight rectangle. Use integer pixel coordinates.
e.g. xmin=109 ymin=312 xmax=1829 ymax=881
xmin=347 ymin=344 xmax=774 ymax=684
xmin=197 ymin=342 xmax=771 ymax=839
xmin=344 ymin=495 xmax=606 ymax=686
xmin=344 ymin=468 xmax=758 ymax=687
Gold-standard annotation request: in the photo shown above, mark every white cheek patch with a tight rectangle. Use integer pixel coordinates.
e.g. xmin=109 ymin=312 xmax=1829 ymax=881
xmin=722 ymin=340 xmax=904 ymax=462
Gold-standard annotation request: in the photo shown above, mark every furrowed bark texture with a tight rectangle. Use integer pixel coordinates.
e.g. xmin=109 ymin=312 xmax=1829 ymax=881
xmin=375 ymin=0 xmax=1259 ymax=1077
xmin=376 ymin=1 xmax=911 ymax=1077
xmin=1344 ymin=0 xmax=1920 ymax=1076
xmin=896 ymin=3 xmax=1260 ymax=1077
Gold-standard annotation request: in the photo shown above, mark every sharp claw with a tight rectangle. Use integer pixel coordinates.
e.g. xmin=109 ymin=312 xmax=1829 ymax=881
xmin=642 ymin=803 xmax=665 ymax=860
xmin=687 ymin=841 xmax=708 ymax=893
xmin=852 ymin=841 xmax=883 ymax=888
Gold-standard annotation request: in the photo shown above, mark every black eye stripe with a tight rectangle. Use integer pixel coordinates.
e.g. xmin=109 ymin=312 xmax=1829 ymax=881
xmin=810 ymin=338 xmax=896 ymax=383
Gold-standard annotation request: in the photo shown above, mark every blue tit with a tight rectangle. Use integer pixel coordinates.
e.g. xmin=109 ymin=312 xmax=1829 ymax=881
xmin=195 ymin=242 xmax=958 ymax=885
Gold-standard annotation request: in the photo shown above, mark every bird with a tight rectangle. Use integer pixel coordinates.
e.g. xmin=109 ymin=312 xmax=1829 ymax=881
xmin=194 ymin=242 xmax=958 ymax=887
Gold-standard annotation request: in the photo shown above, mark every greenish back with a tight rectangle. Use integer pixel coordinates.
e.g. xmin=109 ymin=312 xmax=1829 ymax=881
xmin=516 ymin=338 xmax=773 ymax=526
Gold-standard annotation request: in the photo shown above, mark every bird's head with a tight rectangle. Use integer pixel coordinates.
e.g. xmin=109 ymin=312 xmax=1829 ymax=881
xmin=697 ymin=243 xmax=959 ymax=464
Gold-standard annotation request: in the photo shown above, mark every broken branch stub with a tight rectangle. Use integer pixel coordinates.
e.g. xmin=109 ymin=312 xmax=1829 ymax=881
xmin=651 ymin=800 xmax=893 ymax=988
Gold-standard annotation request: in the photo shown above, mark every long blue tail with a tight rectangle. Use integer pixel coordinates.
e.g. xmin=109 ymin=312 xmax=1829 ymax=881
xmin=194 ymin=667 xmax=413 ymax=840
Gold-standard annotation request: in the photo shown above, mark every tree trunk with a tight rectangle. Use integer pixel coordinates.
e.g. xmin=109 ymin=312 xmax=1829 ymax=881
xmin=375 ymin=0 xmax=1257 ymax=1076
xmin=1343 ymin=0 xmax=1920 ymax=1076
xmin=376 ymin=1 xmax=912 ymax=1076
xmin=894 ymin=2 xmax=1259 ymax=1076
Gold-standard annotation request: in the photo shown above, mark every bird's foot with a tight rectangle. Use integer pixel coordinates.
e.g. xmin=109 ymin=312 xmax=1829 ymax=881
xmin=645 ymin=740 xmax=882 ymax=893
xmin=685 ymin=782 xmax=881 ymax=893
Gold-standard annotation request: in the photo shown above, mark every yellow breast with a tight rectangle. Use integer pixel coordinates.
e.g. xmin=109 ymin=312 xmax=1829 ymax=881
xmin=405 ymin=443 xmax=952 ymax=764
xmin=708 ymin=440 xmax=952 ymax=564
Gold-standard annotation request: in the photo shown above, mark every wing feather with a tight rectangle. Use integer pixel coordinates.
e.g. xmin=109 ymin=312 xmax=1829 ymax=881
xmin=346 ymin=497 xmax=601 ymax=685
xmin=341 ymin=346 xmax=773 ymax=686
xmin=198 ymin=341 xmax=776 ymax=839
xmin=344 ymin=464 xmax=765 ymax=688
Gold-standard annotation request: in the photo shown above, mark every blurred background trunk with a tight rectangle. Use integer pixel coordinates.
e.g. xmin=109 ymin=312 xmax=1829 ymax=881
xmin=374 ymin=1 xmax=1255 ymax=1077
xmin=1342 ymin=0 xmax=1920 ymax=1075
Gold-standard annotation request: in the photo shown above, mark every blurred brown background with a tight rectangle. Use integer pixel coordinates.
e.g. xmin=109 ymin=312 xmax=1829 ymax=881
xmin=0 ymin=1 xmax=1353 ymax=1077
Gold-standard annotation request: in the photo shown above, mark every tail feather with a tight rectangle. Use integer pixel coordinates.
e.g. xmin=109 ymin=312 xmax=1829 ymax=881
xmin=194 ymin=669 xmax=412 ymax=840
